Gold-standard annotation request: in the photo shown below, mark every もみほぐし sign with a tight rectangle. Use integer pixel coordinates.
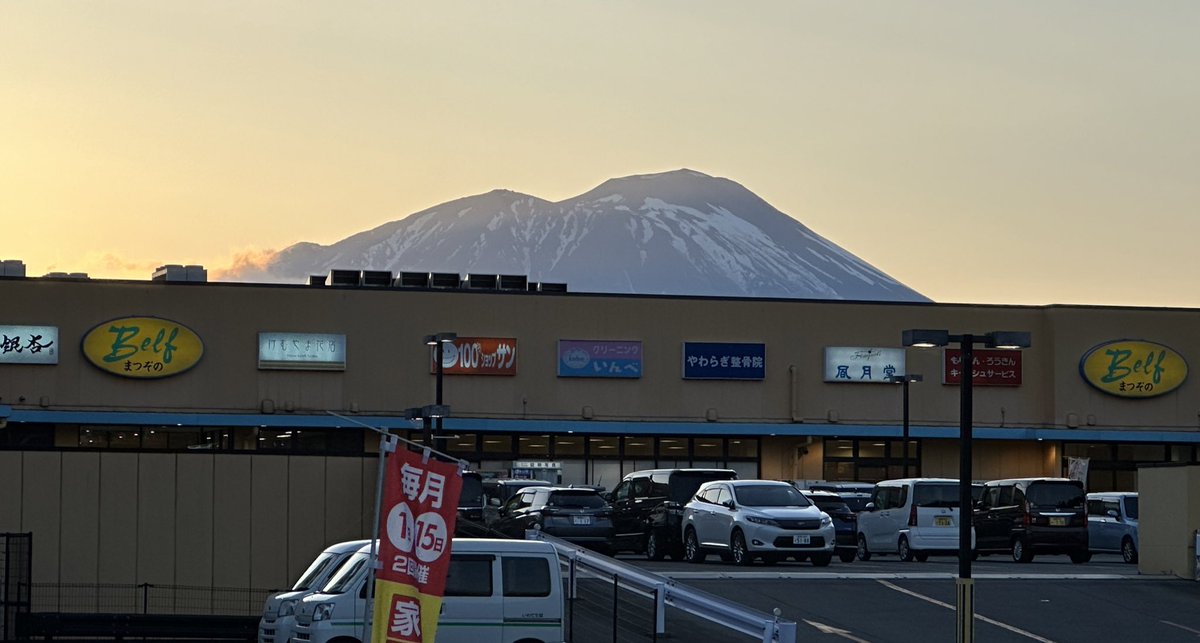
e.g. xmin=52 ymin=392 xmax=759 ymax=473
xmin=1078 ymin=339 xmax=1187 ymax=398
xmin=82 ymin=316 xmax=204 ymax=378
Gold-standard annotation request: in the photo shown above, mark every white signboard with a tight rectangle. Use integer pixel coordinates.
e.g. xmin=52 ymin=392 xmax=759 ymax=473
xmin=824 ymin=347 xmax=906 ymax=383
xmin=258 ymin=332 xmax=346 ymax=370
xmin=0 ymin=325 xmax=59 ymax=364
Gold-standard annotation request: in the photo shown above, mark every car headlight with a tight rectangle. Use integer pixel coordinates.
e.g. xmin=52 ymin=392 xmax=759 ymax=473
xmin=820 ymin=514 xmax=833 ymax=527
xmin=745 ymin=515 xmax=780 ymax=527
xmin=312 ymin=602 xmax=335 ymax=622
xmin=278 ymin=599 xmax=297 ymax=617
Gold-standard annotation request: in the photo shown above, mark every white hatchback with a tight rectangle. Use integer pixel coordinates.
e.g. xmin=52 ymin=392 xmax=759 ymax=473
xmin=856 ymin=478 xmax=974 ymax=561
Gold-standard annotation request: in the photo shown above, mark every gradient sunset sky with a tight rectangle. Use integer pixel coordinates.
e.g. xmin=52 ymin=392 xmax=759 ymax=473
xmin=3 ymin=2 xmax=1197 ymax=306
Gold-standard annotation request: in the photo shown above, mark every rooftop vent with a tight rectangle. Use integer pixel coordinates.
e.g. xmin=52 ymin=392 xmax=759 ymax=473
xmin=465 ymin=273 xmax=498 ymax=289
xmin=430 ymin=272 xmax=460 ymax=288
xmin=328 ymin=269 xmax=361 ymax=286
xmin=361 ymin=270 xmax=393 ymax=287
xmin=536 ymin=282 xmax=568 ymax=293
xmin=152 ymin=264 xmax=207 ymax=282
xmin=1 ymin=259 xmax=27 ymax=277
xmin=42 ymin=272 xmax=90 ymax=279
xmin=498 ymin=274 xmax=528 ymax=291
xmin=308 ymin=274 xmax=327 ymax=286
xmin=397 ymin=272 xmax=431 ymax=288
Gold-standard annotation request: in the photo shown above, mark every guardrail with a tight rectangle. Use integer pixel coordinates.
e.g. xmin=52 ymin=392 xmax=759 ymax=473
xmin=528 ymin=531 xmax=797 ymax=643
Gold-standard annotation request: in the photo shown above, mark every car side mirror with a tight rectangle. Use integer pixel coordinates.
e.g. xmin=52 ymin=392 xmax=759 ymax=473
xmin=723 ymin=500 xmax=736 ymax=510
xmin=1107 ymin=509 xmax=1119 ymax=518
xmin=489 ymin=497 xmax=502 ymax=507
xmin=602 ymin=493 xmax=612 ymax=502
xmin=864 ymin=502 xmax=876 ymax=512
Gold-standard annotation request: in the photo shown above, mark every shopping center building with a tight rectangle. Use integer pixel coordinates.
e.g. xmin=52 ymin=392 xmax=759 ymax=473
xmin=2 ymin=268 xmax=1198 ymax=592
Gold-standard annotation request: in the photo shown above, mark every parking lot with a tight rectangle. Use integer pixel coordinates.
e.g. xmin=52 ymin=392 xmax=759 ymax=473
xmin=610 ymin=553 xmax=1200 ymax=642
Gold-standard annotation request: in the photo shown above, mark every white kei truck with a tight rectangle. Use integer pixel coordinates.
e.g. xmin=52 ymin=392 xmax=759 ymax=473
xmin=290 ymin=538 xmax=565 ymax=643
xmin=259 ymin=540 xmax=372 ymax=643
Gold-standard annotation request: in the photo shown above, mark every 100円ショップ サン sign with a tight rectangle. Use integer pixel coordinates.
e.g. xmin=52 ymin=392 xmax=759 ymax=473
xmin=431 ymin=337 xmax=517 ymax=375
xmin=81 ymin=316 xmax=203 ymax=378
xmin=372 ymin=448 xmax=463 ymax=643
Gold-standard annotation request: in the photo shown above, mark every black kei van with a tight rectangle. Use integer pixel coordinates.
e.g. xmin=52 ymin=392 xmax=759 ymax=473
xmin=973 ymin=477 xmax=1090 ymax=563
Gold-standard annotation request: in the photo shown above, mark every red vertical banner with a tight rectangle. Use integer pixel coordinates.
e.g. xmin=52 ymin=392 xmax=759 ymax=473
xmin=372 ymin=448 xmax=463 ymax=643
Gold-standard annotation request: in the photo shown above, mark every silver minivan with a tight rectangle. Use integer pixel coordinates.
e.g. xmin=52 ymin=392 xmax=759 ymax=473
xmin=856 ymin=478 xmax=971 ymax=561
xmin=1087 ymin=492 xmax=1139 ymax=563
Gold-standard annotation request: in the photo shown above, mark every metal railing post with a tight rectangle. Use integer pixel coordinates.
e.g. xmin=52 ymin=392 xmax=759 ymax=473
xmin=654 ymin=582 xmax=665 ymax=641
xmin=612 ymin=573 xmax=619 ymax=643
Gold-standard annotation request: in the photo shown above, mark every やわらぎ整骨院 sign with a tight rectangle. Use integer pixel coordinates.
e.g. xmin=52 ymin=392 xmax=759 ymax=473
xmin=1079 ymin=339 xmax=1187 ymax=398
xmin=82 ymin=316 xmax=204 ymax=378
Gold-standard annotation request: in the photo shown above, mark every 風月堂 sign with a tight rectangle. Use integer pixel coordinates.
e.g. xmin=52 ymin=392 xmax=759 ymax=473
xmin=823 ymin=347 xmax=906 ymax=383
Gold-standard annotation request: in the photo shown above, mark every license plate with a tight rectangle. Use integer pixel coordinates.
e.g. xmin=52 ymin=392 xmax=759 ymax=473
xmin=572 ymin=516 xmax=592 ymax=525
xmin=1049 ymin=516 xmax=1067 ymax=527
xmin=935 ymin=516 xmax=952 ymax=527
xmin=792 ymin=535 xmax=811 ymax=545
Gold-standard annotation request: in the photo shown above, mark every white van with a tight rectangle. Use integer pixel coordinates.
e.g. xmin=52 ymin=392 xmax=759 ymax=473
xmin=259 ymin=539 xmax=370 ymax=643
xmin=856 ymin=478 xmax=973 ymax=561
xmin=291 ymin=538 xmax=565 ymax=643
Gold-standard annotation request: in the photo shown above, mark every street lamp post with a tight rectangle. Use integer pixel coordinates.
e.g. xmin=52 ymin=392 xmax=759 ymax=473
xmin=423 ymin=333 xmax=457 ymax=446
xmin=901 ymin=329 xmax=1031 ymax=643
xmin=887 ymin=373 xmax=923 ymax=478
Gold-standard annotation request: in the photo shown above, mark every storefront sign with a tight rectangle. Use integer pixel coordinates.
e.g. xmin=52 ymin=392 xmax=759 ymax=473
xmin=682 ymin=342 xmax=765 ymax=380
xmin=258 ymin=332 xmax=346 ymax=370
xmin=372 ymin=446 xmax=463 ymax=643
xmin=0 ymin=325 xmax=58 ymax=364
xmin=944 ymin=348 xmax=1023 ymax=386
xmin=433 ymin=337 xmax=517 ymax=375
xmin=81 ymin=316 xmax=203 ymax=378
xmin=823 ymin=347 xmax=905 ymax=383
xmin=1079 ymin=339 xmax=1187 ymax=398
xmin=557 ymin=339 xmax=642 ymax=378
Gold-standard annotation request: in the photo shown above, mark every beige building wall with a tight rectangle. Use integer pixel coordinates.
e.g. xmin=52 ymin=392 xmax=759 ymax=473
xmin=2 ymin=451 xmax=376 ymax=608
xmin=1138 ymin=465 xmax=1200 ymax=579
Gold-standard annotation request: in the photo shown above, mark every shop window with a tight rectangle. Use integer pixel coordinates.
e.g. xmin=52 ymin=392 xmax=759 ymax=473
xmin=623 ymin=437 xmax=653 ymax=457
xmin=0 ymin=424 xmax=53 ymax=448
xmin=826 ymin=439 xmax=855 ymax=457
xmin=1170 ymin=445 xmax=1196 ymax=462
xmin=657 ymin=437 xmax=688 ymax=459
xmin=727 ymin=438 xmax=757 ymax=459
xmin=444 ymin=433 xmax=479 ymax=457
xmin=482 ymin=435 xmax=514 ymax=457
xmin=589 ymin=436 xmax=619 ymax=457
xmin=823 ymin=461 xmax=854 ymax=481
xmin=327 ymin=428 xmax=365 ymax=455
xmin=1116 ymin=444 xmax=1167 ymax=462
xmin=553 ymin=435 xmax=583 ymax=456
xmin=518 ymin=435 xmax=551 ymax=457
xmin=694 ymin=438 xmax=722 ymax=459
xmin=857 ymin=441 xmax=886 ymax=458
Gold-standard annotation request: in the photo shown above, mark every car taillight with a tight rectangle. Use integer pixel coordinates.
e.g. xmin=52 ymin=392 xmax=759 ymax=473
xmin=908 ymin=503 xmax=918 ymax=527
xmin=1022 ymin=501 xmax=1032 ymax=527
xmin=541 ymin=508 xmax=563 ymax=517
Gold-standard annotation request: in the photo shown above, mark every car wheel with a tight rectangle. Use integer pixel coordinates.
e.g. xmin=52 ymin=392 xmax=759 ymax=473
xmin=1069 ymin=550 xmax=1092 ymax=564
xmin=898 ymin=536 xmax=914 ymax=562
xmin=1012 ymin=538 xmax=1034 ymax=563
xmin=856 ymin=534 xmax=872 ymax=561
xmin=731 ymin=530 xmax=754 ymax=566
xmin=810 ymin=552 xmax=833 ymax=567
xmin=683 ymin=528 xmax=707 ymax=563
xmin=1121 ymin=538 xmax=1138 ymax=564
xmin=838 ymin=550 xmax=856 ymax=563
xmin=645 ymin=531 xmax=666 ymax=561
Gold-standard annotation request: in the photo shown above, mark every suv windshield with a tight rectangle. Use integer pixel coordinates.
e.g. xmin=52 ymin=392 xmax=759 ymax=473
xmin=1124 ymin=496 xmax=1139 ymax=519
xmin=734 ymin=485 xmax=812 ymax=507
xmin=321 ymin=553 xmax=368 ymax=594
xmin=546 ymin=491 xmax=606 ymax=508
xmin=808 ymin=496 xmax=852 ymax=515
xmin=1026 ymin=482 xmax=1085 ymax=510
xmin=669 ymin=471 xmax=735 ymax=504
xmin=913 ymin=483 xmax=961 ymax=507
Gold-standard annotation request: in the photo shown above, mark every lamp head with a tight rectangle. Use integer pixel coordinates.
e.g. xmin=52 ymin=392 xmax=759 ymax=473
xmin=902 ymin=329 xmax=950 ymax=348
xmin=986 ymin=331 xmax=1032 ymax=350
xmin=424 ymin=332 xmax=458 ymax=346
xmin=888 ymin=374 xmax=923 ymax=384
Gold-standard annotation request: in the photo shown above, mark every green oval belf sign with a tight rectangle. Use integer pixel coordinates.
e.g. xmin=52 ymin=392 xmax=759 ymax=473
xmin=82 ymin=316 xmax=204 ymax=378
xmin=1079 ymin=339 xmax=1187 ymax=398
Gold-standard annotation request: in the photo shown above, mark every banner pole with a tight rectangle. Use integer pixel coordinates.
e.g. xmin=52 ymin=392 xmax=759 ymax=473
xmin=363 ymin=431 xmax=396 ymax=642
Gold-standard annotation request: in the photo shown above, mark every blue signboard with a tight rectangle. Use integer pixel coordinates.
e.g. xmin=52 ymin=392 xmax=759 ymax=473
xmin=682 ymin=342 xmax=765 ymax=380
xmin=558 ymin=340 xmax=643 ymax=378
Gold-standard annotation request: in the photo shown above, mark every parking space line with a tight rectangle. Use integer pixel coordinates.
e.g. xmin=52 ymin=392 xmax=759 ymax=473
xmin=876 ymin=580 xmax=1057 ymax=643
xmin=1161 ymin=620 xmax=1200 ymax=636
xmin=803 ymin=619 xmax=873 ymax=642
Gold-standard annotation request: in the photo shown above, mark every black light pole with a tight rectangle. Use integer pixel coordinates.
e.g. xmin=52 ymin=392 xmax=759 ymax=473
xmin=902 ymin=329 xmax=1030 ymax=643
xmin=887 ymin=373 xmax=923 ymax=478
xmin=424 ymin=333 xmax=457 ymax=446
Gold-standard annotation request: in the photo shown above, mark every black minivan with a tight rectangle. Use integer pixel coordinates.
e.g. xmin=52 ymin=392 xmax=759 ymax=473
xmin=608 ymin=468 xmax=738 ymax=560
xmin=973 ymin=477 xmax=1090 ymax=563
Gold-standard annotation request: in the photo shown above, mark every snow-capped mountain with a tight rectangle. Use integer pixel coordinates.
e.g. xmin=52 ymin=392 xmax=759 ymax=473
xmin=221 ymin=169 xmax=929 ymax=302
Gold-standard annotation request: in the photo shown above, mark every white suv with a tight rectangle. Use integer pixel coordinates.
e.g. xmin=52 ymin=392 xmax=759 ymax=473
xmin=682 ymin=479 xmax=835 ymax=566
xmin=856 ymin=478 xmax=973 ymax=561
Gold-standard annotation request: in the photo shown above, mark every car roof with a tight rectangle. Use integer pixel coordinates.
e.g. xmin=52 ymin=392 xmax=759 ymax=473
xmin=320 ymin=539 xmax=372 ymax=554
xmin=538 ymin=486 xmax=602 ymax=493
xmin=1087 ymin=491 xmax=1138 ymax=497
xmin=985 ymin=477 xmax=1077 ymax=485
xmin=488 ymin=479 xmax=553 ymax=485
xmin=623 ymin=468 xmax=737 ymax=478
xmin=874 ymin=478 xmax=960 ymax=485
xmin=450 ymin=538 xmax=557 ymax=554
xmin=800 ymin=489 xmax=843 ymax=499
